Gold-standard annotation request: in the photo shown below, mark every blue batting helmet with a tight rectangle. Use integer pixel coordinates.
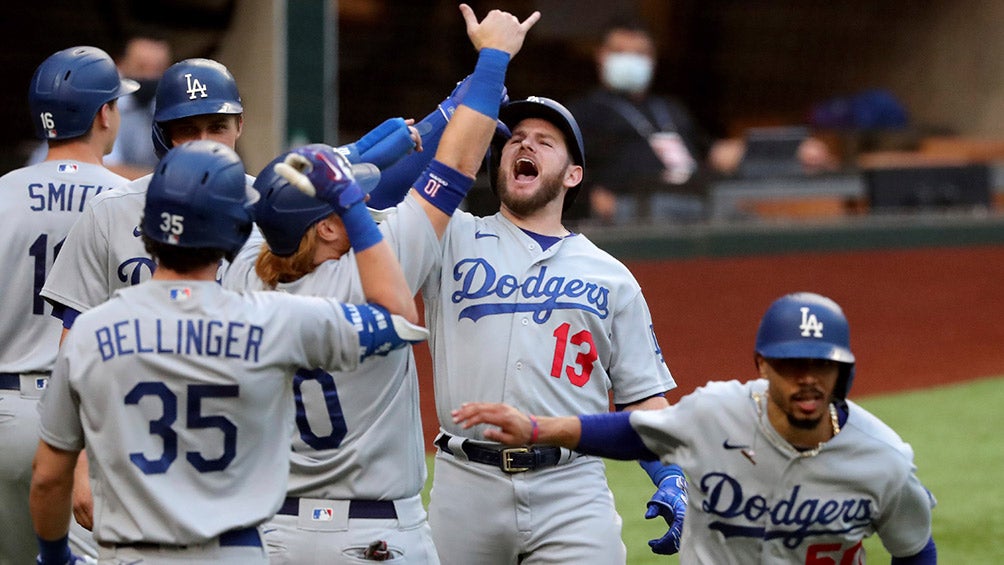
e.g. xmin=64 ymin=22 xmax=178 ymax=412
xmin=252 ymin=146 xmax=382 ymax=257
xmin=490 ymin=96 xmax=586 ymax=211
xmin=152 ymin=58 xmax=243 ymax=158
xmin=755 ymin=292 xmax=856 ymax=399
xmin=143 ymin=140 xmax=254 ymax=259
xmin=28 ymin=46 xmax=139 ymax=140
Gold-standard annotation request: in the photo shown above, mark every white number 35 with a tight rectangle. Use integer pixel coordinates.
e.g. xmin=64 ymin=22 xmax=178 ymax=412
xmin=159 ymin=212 xmax=185 ymax=235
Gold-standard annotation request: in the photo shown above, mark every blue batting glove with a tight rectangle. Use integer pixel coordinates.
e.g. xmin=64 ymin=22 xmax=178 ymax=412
xmin=338 ymin=117 xmax=416 ymax=170
xmin=274 ymin=144 xmax=366 ymax=214
xmin=644 ymin=471 xmax=688 ymax=555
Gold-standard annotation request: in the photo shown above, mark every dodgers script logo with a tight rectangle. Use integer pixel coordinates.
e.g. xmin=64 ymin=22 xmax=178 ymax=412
xmin=118 ymin=256 xmax=157 ymax=286
xmin=185 ymin=73 xmax=208 ymax=100
xmin=699 ymin=472 xmax=872 ymax=548
xmin=451 ymin=258 xmax=609 ymax=323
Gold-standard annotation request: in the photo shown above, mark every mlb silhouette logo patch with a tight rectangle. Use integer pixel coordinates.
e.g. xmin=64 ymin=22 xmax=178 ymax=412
xmin=169 ymin=287 xmax=192 ymax=301
xmin=35 ymin=378 xmax=48 ymax=391
xmin=312 ymin=507 xmax=334 ymax=521
xmin=57 ymin=163 xmax=78 ymax=174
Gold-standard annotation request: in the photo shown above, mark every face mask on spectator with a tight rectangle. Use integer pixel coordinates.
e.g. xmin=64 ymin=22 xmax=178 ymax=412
xmin=602 ymin=52 xmax=654 ymax=94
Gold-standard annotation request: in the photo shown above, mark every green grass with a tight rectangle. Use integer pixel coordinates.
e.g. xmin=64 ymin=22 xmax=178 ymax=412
xmin=423 ymin=376 xmax=1004 ymax=563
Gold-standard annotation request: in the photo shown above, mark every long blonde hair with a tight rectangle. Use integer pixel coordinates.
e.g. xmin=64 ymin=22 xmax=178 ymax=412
xmin=254 ymin=228 xmax=319 ymax=289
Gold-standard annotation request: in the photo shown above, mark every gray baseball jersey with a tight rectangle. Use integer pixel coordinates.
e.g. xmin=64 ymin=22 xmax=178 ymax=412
xmin=222 ymin=198 xmax=441 ymax=564
xmin=37 ymin=280 xmax=363 ymax=546
xmin=424 ymin=210 xmax=674 ymax=564
xmin=39 ymin=173 xmax=256 ymax=317
xmin=629 ymin=379 xmax=935 ymax=564
xmin=425 ymin=211 xmax=674 ymax=432
xmin=0 ymin=159 xmax=123 ymax=565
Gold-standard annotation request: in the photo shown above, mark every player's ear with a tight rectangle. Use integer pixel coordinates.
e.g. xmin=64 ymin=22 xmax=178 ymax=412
xmin=96 ymin=101 xmax=115 ymax=130
xmin=563 ymin=164 xmax=583 ymax=188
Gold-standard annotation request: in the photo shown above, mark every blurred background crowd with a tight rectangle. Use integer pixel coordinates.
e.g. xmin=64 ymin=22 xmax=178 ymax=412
xmin=5 ymin=0 xmax=1004 ymax=227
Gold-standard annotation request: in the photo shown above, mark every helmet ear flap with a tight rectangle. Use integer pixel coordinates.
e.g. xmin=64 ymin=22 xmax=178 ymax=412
xmin=486 ymin=129 xmax=510 ymax=195
xmin=152 ymin=121 xmax=172 ymax=159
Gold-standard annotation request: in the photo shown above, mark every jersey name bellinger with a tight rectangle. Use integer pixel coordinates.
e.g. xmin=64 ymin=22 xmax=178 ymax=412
xmin=94 ymin=318 xmax=264 ymax=362
xmin=450 ymin=259 xmax=610 ymax=323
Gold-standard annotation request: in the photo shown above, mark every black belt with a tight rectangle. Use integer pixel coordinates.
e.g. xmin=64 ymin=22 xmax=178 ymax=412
xmin=277 ymin=497 xmax=397 ymax=519
xmin=102 ymin=525 xmax=261 ymax=550
xmin=0 ymin=374 xmax=19 ymax=390
xmin=435 ymin=433 xmax=562 ymax=473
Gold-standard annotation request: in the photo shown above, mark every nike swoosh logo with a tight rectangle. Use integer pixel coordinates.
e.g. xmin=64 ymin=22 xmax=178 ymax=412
xmin=722 ymin=439 xmax=750 ymax=450
xmin=133 ymin=226 xmax=142 ymax=237
xmin=475 ymin=231 xmax=499 ymax=239
xmin=262 ymin=528 xmax=277 ymax=535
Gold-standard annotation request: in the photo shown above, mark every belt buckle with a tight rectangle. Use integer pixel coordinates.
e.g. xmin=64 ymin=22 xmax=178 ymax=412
xmin=501 ymin=447 xmax=531 ymax=473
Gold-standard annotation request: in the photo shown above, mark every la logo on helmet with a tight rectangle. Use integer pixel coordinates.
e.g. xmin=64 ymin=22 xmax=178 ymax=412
xmin=184 ymin=73 xmax=209 ymax=100
xmin=799 ymin=307 xmax=824 ymax=338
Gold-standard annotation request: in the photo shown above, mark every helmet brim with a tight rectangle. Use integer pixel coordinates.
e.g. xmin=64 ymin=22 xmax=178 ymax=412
xmin=758 ymin=340 xmax=855 ymax=364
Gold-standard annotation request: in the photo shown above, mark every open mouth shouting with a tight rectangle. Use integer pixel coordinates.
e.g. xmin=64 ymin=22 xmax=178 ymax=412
xmin=513 ymin=156 xmax=539 ymax=184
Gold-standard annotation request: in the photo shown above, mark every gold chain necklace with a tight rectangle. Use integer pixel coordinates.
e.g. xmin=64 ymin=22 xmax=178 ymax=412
xmin=749 ymin=392 xmax=840 ymax=462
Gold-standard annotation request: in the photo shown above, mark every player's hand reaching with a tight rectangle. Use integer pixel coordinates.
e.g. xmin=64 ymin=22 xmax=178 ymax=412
xmin=453 ymin=402 xmax=535 ymax=445
xmin=338 ymin=117 xmax=420 ymax=170
xmin=644 ymin=468 xmax=688 ymax=555
xmin=458 ymin=3 xmax=540 ymax=58
xmin=274 ymin=144 xmax=366 ymax=214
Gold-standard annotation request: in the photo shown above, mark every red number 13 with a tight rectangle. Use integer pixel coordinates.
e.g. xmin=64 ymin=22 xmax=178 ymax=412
xmin=550 ymin=322 xmax=597 ymax=387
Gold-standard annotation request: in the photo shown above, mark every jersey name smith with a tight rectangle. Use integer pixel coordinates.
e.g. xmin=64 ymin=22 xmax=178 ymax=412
xmin=450 ymin=259 xmax=610 ymax=323
xmin=700 ymin=472 xmax=872 ymax=547
xmin=95 ymin=318 xmax=264 ymax=362
xmin=28 ymin=182 xmax=106 ymax=212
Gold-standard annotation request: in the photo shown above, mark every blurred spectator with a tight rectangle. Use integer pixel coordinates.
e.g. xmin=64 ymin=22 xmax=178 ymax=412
xmin=103 ymin=36 xmax=173 ymax=178
xmin=569 ymin=18 xmax=835 ymax=225
xmin=26 ymin=36 xmax=172 ymax=179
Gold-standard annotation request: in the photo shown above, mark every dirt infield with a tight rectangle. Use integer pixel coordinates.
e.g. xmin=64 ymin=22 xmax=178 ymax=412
xmin=414 ymin=244 xmax=1004 ymax=448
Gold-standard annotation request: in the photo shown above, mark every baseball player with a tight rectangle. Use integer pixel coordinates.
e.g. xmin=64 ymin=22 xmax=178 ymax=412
xmin=454 ymin=292 xmax=939 ymax=564
xmin=365 ymin=5 xmax=683 ymax=563
xmin=221 ymin=146 xmax=439 ymax=563
xmin=215 ymin=9 xmax=525 ymax=563
xmin=40 ymin=57 xmax=247 ymax=340
xmin=34 ymin=56 xmax=251 ymax=541
xmin=30 ymin=139 xmax=427 ymax=565
xmin=0 ymin=46 xmax=138 ymax=565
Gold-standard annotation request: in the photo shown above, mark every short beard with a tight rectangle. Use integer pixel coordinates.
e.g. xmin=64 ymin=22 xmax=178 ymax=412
xmin=497 ymin=168 xmax=565 ymax=217
xmin=787 ymin=413 xmax=825 ymax=430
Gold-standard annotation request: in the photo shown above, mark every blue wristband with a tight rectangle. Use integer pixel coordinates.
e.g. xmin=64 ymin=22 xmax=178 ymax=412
xmin=462 ymin=48 xmax=509 ymax=119
xmin=640 ymin=460 xmax=684 ymax=487
xmin=36 ymin=535 xmax=70 ymax=565
xmin=414 ymin=160 xmax=474 ymax=216
xmin=340 ymin=201 xmax=383 ymax=253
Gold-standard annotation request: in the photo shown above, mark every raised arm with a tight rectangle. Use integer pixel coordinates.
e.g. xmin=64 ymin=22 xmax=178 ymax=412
xmin=410 ymin=4 xmax=540 ymax=238
xmin=275 ymin=145 xmax=418 ymax=324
